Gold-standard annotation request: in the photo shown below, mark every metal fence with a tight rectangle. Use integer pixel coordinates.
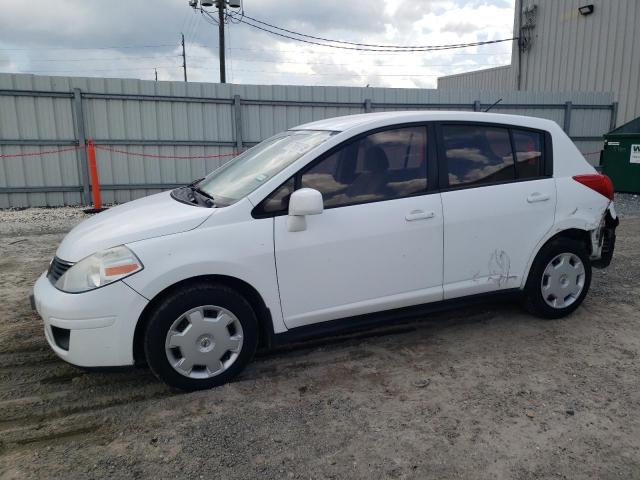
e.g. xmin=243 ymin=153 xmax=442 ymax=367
xmin=0 ymin=73 xmax=615 ymax=208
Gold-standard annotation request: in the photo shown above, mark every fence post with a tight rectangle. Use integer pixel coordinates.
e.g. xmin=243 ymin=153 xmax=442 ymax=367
xmin=72 ymin=87 xmax=91 ymax=205
xmin=563 ymin=101 xmax=573 ymax=134
xmin=473 ymin=100 xmax=481 ymax=112
xmin=233 ymin=94 xmax=243 ymax=151
xmin=364 ymin=98 xmax=372 ymax=113
xmin=86 ymin=139 xmax=102 ymax=210
xmin=609 ymin=101 xmax=618 ymax=132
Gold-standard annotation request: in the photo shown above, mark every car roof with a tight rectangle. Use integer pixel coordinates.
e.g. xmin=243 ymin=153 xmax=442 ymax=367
xmin=290 ymin=111 xmax=558 ymax=133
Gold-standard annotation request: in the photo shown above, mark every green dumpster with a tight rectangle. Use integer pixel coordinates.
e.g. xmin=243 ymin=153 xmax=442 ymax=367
xmin=601 ymin=115 xmax=640 ymax=193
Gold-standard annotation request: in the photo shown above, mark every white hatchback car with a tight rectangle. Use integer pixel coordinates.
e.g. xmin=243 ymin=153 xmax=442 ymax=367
xmin=33 ymin=111 xmax=618 ymax=390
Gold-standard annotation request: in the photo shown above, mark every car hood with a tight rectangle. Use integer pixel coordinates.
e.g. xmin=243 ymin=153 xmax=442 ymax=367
xmin=56 ymin=191 xmax=214 ymax=262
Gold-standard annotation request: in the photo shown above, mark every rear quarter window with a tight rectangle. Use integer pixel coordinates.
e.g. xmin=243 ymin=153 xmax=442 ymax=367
xmin=512 ymin=129 xmax=544 ymax=179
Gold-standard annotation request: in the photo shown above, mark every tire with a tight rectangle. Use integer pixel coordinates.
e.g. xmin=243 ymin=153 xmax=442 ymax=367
xmin=144 ymin=282 xmax=258 ymax=391
xmin=523 ymin=237 xmax=592 ymax=319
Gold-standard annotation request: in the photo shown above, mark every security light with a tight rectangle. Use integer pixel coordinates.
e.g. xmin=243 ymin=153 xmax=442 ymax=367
xmin=578 ymin=4 xmax=594 ymax=16
xmin=228 ymin=0 xmax=242 ymax=7
xmin=200 ymin=0 xmax=215 ymax=6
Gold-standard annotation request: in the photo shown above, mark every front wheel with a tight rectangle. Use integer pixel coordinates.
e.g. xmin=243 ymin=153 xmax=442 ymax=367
xmin=523 ymin=238 xmax=592 ymax=319
xmin=144 ymin=282 xmax=258 ymax=391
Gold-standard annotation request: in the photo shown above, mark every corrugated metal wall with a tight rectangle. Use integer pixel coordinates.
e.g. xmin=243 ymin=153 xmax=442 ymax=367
xmin=438 ymin=0 xmax=639 ymax=126
xmin=437 ymin=66 xmax=516 ymax=90
xmin=0 ymin=72 xmax=614 ymax=208
xmin=519 ymin=0 xmax=639 ymax=125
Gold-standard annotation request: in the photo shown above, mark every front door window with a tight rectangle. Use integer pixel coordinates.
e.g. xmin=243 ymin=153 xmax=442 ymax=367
xmin=301 ymin=126 xmax=428 ymax=208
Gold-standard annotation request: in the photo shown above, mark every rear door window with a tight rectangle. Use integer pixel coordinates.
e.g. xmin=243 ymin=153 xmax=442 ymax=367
xmin=442 ymin=124 xmax=515 ymax=187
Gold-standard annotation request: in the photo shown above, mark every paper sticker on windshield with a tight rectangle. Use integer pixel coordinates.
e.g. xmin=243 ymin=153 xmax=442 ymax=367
xmin=255 ymin=174 xmax=268 ymax=182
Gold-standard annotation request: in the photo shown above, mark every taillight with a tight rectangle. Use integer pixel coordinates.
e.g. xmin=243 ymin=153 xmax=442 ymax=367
xmin=572 ymin=174 xmax=614 ymax=201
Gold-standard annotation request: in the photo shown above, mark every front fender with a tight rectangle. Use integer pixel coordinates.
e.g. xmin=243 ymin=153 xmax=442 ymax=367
xmin=122 ymin=217 xmax=287 ymax=334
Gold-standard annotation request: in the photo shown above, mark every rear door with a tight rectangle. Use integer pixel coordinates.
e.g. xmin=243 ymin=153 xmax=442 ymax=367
xmin=436 ymin=122 xmax=556 ymax=299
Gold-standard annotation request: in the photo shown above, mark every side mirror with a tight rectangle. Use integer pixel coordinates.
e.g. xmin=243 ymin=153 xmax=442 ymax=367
xmin=287 ymin=188 xmax=323 ymax=232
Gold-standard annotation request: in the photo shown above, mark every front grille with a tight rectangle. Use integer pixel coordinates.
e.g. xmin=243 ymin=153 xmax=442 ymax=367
xmin=47 ymin=256 xmax=74 ymax=284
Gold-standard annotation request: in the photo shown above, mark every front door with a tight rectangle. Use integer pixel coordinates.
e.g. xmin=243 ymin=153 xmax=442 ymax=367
xmin=272 ymin=125 xmax=444 ymax=329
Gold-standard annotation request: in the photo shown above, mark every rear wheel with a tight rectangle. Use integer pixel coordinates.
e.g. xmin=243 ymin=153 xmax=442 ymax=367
xmin=524 ymin=238 xmax=591 ymax=319
xmin=144 ymin=282 xmax=258 ymax=390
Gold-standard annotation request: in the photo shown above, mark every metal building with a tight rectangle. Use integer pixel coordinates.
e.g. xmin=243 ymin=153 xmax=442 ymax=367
xmin=438 ymin=0 xmax=640 ymax=127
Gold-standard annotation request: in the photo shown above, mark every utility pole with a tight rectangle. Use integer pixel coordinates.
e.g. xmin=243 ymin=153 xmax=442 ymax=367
xmin=189 ymin=1 xmax=241 ymax=83
xmin=154 ymin=68 xmax=158 ymax=82
xmin=181 ymin=33 xmax=188 ymax=82
xmin=516 ymin=0 xmax=522 ymax=90
xmin=217 ymin=1 xmax=226 ymax=83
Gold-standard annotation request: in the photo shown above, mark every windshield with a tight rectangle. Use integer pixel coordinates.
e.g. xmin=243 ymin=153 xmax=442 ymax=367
xmin=197 ymin=130 xmax=334 ymax=206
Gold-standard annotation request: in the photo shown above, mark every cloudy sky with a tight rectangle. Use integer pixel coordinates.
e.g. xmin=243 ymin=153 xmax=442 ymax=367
xmin=0 ymin=0 xmax=516 ymax=88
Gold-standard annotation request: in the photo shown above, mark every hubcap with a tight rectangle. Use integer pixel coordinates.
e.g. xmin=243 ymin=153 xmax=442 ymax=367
xmin=541 ymin=253 xmax=586 ymax=309
xmin=164 ymin=305 xmax=244 ymax=379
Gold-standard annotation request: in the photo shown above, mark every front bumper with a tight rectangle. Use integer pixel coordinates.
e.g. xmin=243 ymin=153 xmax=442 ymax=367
xmin=33 ymin=273 xmax=148 ymax=367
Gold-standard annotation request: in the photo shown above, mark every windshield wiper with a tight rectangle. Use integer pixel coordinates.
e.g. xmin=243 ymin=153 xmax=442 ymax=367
xmin=171 ymin=184 xmax=214 ymax=208
xmin=186 ymin=177 xmax=215 ymax=204
xmin=189 ymin=185 xmax=215 ymax=207
xmin=192 ymin=186 xmax=214 ymax=201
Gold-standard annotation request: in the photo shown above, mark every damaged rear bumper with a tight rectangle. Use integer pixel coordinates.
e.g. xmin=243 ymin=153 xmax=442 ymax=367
xmin=591 ymin=204 xmax=619 ymax=269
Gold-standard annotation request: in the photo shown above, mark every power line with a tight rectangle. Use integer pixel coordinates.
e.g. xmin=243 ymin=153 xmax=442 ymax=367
xmin=0 ymin=44 xmax=177 ymax=51
xmin=221 ymin=45 xmax=511 ymax=56
xmin=188 ymin=66 xmax=450 ymax=77
xmin=222 ymin=47 xmax=511 ymax=58
xmin=236 ymin=12 xmax=514 ymax=50
xmin=188 ymin=55 xmax=508 ymax=68
xmin=200 ymin=9 xmax=219 ymax=26
xmin=229 ymin=13 xmax=517 ymax=52
xmin=184 ymin=11 xmax=201 ymax=46
xmin=189 ymin=11 xmax=203 ymax=45
xmin=178 ymin=8 xmax=193 ymax=37
xmin=16 ymin=66 xmax=182 ymax=73
xmin=22 ymin=55 xmax=181 ymax=63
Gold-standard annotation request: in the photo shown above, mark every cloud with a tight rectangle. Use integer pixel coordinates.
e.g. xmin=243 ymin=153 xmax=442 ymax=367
xmin=0 ymin=0 xmax=181 ymax=48
xmin=386 ymin=0 xmax=446 ymax=28
xmin=247 ymin=0 xmax=387 ymax=35
xmin=0 ymin=53 xmax=11 ymax=68
xmin=0 ymin=0 xmax=516 ymax=88
xmin=441 ymin=22 xmax=481 ymax=34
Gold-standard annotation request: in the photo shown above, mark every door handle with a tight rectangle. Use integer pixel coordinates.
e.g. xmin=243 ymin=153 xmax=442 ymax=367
xmin=405 ymin=210 xmax=435 ymax=222
xmin=527 ymin=192 xmax=550 ymax=203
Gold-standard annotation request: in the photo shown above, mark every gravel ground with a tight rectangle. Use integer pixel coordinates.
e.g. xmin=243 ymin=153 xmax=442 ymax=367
xmin=0 ymin=196 xmax=639 ymax=479
xmin=613 ymin=192 xmax=640 ymax=217
xmin=0 ymin=206 xmax=89 ymax=236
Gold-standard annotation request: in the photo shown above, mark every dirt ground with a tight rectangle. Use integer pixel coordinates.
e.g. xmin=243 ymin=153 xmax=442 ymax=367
xmin=0 ymin=203 xmax=639 ymax=480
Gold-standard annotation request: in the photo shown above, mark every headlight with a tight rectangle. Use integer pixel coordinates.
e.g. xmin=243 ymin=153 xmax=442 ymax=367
xmin=55 ymin=246 xmax=143 ymax=293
